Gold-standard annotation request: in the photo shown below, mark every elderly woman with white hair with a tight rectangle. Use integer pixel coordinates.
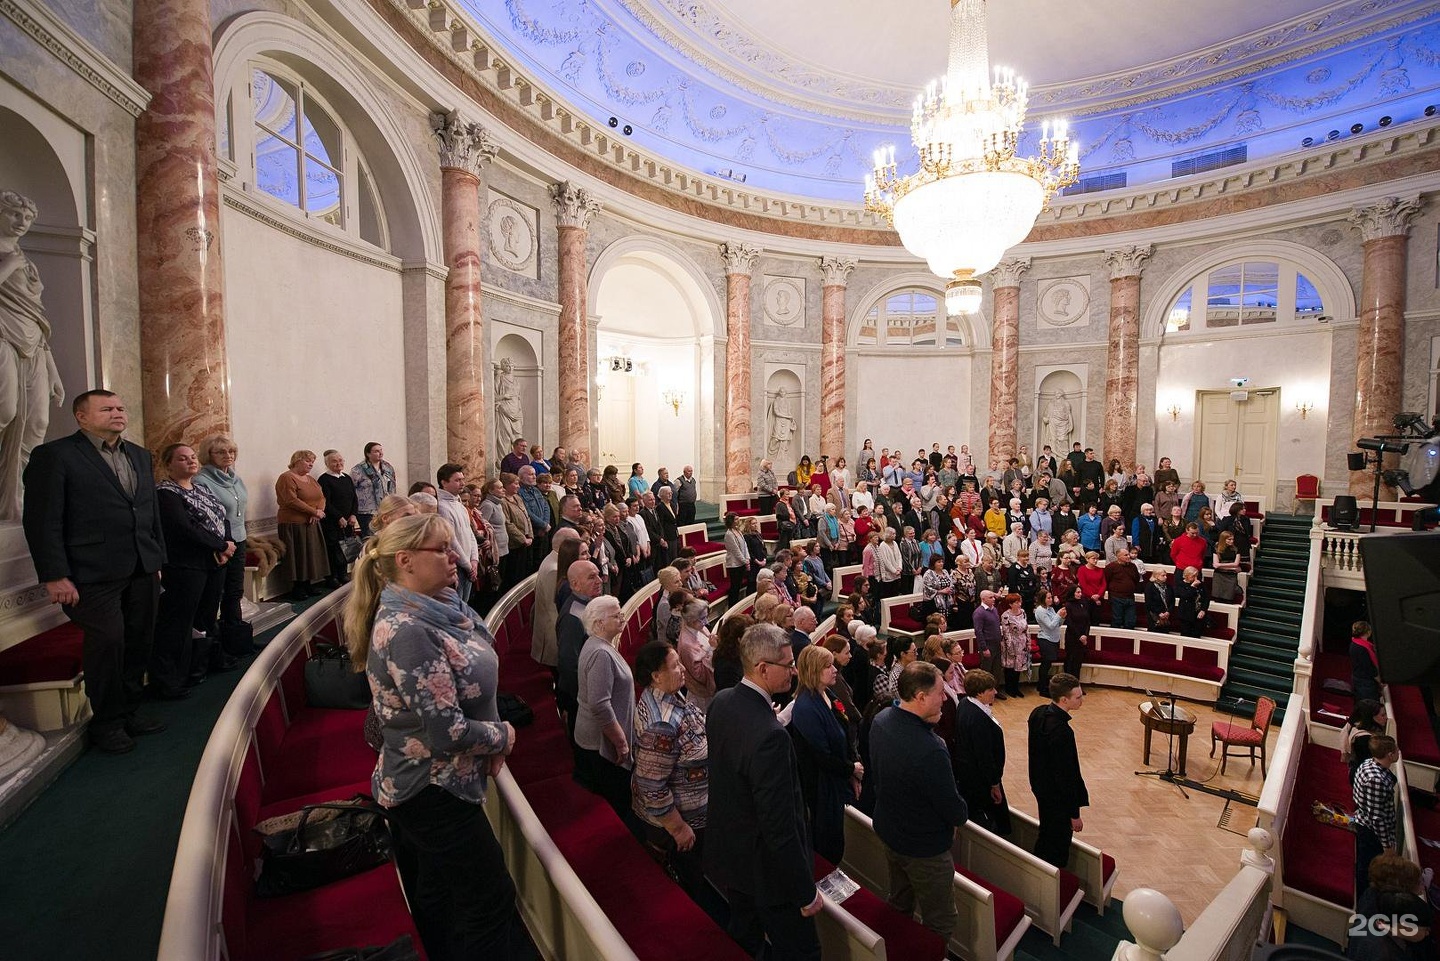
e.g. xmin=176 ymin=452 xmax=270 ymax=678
xmin=676 ymin=597 xmax=717 ymax=712
xmin=848 ymin=620 xmax=882 ymax=712
xmin=574 ymin=594 xmax=637 ymax=823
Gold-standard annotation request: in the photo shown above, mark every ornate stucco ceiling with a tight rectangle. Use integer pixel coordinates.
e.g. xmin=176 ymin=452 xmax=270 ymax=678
xmin=459 ymin=0 xmax=1440 ymax=200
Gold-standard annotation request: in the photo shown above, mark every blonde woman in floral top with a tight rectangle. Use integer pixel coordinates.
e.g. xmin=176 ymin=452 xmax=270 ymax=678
xmin=344 ymin=513 xmax=524 ymax=959
xmin=631 ymin=640 xmax=709 ymax=896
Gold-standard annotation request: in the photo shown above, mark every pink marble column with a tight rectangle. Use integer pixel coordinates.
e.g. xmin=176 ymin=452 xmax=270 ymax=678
xmin=722 ymin=243 xmax=761 ymax=493
xmin=1102 ymin=245 xmax=1152 ymax=470
xmin=819 ymin=256 xmax=856 ymax=462
xmin=552 ymin=182 xmax=601 ymax=468
xmin=133 ymin=0 xmax=230 ymax=449
xmin=986 ymin=259 xmax=1028 ymax=466
xmin=1347 ymin=197 xmax=1422 ymax=496
xmin=434 ymin=113 xmax=499 ymax=477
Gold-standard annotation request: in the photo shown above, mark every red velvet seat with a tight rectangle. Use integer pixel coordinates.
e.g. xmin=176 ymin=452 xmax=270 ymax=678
xmin=246 ymin=862 xmax=427 ymax=961
xmin=1392 ymin=685 xmax=1440 ymax=766
xmin=261 ymin=708 xmax=375 ymax=804
xmin=0 ymin=622 xmax=84 ymax=685
xmin=953 ymin=863 xmax=1029 ymax=948
xmin=888 ymin=610 xmax=925 ymax=633
xmin=1282 ymin=741 xmax=1354 ymax=907
xmin=814 ymin=856 xmax=946 ymax=960
xmin=1101 ymin=853 xmax=1116 ymax=885
xmin=1308 ymin=652 xmax=1354 ymax=728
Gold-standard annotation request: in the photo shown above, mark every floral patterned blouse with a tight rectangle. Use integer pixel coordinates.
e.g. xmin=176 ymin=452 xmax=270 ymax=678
xmin=632 ymin=686 xmax=709 ymax=828
xmin=367 ymin=584 xmax=512 ymax=808
xmin=1000 ymin=608 xmax=1031 ymax=671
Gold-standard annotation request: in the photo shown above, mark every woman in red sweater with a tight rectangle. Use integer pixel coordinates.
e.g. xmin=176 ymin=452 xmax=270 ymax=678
xmin=1076 ymin=551 xmax=1107 ymax=620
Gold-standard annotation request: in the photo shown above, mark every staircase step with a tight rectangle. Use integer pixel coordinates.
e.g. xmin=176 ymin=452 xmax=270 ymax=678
xmin=1238 ymin=629 xmax=1302 ymax=651
xmin=1230 ymin=645 xmax=1295 ymax=666
xmin=1228 ymin=665 xmax=1295 ymax=689
xmin=1245 ymin=590 xmax=1305 ymax=611
xmin=1235 ymin=633 xmax=1299 ymax=657
xmin=1229 ymin=655 xmax=1295 ymax=679
xmin=1239 ymin=612 xmax=1302 ymax=634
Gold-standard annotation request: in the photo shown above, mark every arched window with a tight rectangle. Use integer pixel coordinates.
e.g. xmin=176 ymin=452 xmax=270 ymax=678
xmin=225 ymin=64 xmax=388 ymax=250
xmin=857 ymin=288 xmax=965 ymax=347
xmin=1165 ymin=260 xmax=1324 ymax=334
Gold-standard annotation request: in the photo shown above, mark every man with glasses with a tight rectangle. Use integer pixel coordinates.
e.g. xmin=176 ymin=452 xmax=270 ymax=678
xmin=706 ymin=623 xmax=822 ymax=960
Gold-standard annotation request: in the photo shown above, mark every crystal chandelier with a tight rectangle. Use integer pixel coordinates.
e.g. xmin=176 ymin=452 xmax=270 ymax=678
xmin=864 ymin=0 xmax=1079 ymax=315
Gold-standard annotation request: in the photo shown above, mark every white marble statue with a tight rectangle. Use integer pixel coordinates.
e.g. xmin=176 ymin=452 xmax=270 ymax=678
xmin=768 ymin=388 xmax=796 ymax=460
xmin=0 ymin=714 xmax=45 ymax=783
xmin=0 ymin=190 xmax=65 ymax=522
xmin=494 ymin=357 xmax=524 ymax=464
xmin=1043 ymin=391 xmax=1075 ymax=451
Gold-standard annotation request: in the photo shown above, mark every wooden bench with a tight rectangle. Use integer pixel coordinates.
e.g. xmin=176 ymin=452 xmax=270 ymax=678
xmin=832 ymin=564 xmax=863 ymax=602
xmin=954 ymin=823 xmax=1084 ymax=945
xmin=842 ymin=807 xmax=1030 ymax=961
xmin=879 ymin=593 xmax=926 ymax=639
xmin=813 ymin=856 xmax=947 ymax=961
xmin=0 ymin=619 xmax=87 ymax=731
xmin=677 ymin=522 xmax=725 ymax=557
xmin=1002 ymin=808 xmax=1118 ymax=914
xmin=721 ymin=492 xmax=761 ymax=517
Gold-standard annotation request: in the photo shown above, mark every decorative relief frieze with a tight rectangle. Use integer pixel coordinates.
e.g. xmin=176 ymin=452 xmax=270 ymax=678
xmin=485 ymin=188 xmax=539 ymax=279
xmin=1037 ymin=277 xmax=1091 ymax=329
xmin=762 ymin=275 xmax=805 ymax=327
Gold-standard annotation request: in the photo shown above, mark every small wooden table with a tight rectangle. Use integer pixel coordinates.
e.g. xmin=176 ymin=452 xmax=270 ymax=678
xmin=1140 ymin=700 xmax=1197 ymax=776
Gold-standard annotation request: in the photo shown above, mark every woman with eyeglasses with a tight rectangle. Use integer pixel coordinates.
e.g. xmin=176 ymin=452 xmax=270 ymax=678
xmin=344 ymin=513 xmax=525 ymax=959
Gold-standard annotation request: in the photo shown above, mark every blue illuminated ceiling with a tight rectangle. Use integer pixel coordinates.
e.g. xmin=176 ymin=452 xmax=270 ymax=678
xmin=460 ymin=0 xmax=1440 ymax=201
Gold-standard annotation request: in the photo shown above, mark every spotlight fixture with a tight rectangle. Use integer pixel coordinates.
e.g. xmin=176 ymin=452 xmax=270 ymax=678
xmin=1301 ymin=136 xmax=1315 ymax=147
xmin=1351 ymin=123 xmax=1364 ymax=134
xmin=607 ymin=116 xmax=619 ymax=128
xmin=1426 ymin=105 xmax=1436 ymax=117
xmin=1378 ymin=116 xmax=1392 ymax=127
xmin=1326 ymin=130 xmax=1340 ymax=141
xmin=622 ymin=124 xmax=633 ymax=136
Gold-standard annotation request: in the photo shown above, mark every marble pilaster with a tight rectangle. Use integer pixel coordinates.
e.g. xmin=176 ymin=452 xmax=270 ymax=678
xmin=133 ymin=0 xmax=230 ymax=449
xmin=1102 ymin=245 xmax=1152 ymax=469
xmin=1346 ymin=196 xmax=1422 ymax=496
xmin=819 ymin=256 xmax=856 ymax=462
xmin=434 ymin=113 xmax=500 ymax=477
xmin=551 ymin=182 xmax=601 ymax=468
xmin=987 ymin=259 xmax=1029 ymax=467
xmin=722 ymin=243 xmax=761 ymax=493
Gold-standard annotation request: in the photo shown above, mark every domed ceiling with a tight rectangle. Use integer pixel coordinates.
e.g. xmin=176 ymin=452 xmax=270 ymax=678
xmin=460 ymin=0 xmax=1440 ymax=200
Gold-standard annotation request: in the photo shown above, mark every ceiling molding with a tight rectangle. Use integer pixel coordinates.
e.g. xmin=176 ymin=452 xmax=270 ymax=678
xmin=0 ymin=0 xmax=153 ymax=117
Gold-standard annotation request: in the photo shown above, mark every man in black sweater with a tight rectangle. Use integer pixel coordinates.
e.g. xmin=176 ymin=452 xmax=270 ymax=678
xmin=870 ymin=661 xmax=969 ymax=938
xmin=1028 ymin=673 xmax=1090 ymax=869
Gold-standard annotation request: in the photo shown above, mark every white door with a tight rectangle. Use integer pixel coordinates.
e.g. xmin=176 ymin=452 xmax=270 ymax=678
xmin=598 ymin=376 xmax=636 ymax=466
xmin=1194 ymin=388 xmax=1278 ymax=500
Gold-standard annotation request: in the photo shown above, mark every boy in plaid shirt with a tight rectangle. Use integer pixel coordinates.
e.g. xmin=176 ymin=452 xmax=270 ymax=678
xmin=1352 ymin=734 xmax=1400 ymax=904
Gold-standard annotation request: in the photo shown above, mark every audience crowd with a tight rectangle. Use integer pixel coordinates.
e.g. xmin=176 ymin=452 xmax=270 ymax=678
xmin=22 ymin=410 xmax=1257 ymax=959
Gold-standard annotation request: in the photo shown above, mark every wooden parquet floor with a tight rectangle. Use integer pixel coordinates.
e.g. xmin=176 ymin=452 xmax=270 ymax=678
xmin=990 ymin=684 xmax=1279 ymax=924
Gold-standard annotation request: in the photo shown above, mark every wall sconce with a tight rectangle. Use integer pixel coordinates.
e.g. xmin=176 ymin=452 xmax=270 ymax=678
xmin=662 ymin=389 xmax=686 ymax=416
xmin=1296 ymin=400 xmax=1315 ymax=420
xmin=1165 ymin=404 xmax=1182 ymax=421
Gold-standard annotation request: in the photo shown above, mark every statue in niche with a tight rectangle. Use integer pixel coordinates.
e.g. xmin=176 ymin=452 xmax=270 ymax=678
xmin=767 ymin=387 xmax=796 ymax=459
xmin=0 ymin=190 xmax=66 ymax=522
xmin=494 ymin=358 xmax=525 ymax=465
xmin=1042 ymin=391 xmax=1075 ymax=452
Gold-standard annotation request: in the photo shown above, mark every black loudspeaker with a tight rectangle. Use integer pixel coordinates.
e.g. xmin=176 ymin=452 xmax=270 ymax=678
xmin=1361 ymin=533 xmax=1440 ymax=683
xmin=1330 ymin=495 xmax=1360 ymax=530
xmin=1347 ymin=451 xmax=1367 ymax=472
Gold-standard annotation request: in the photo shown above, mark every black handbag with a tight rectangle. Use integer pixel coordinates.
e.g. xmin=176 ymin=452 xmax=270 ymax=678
xmin=305 ymin=643 xmax=372 ymax=710
xmin=339 ymin=535 xmax=364 ymax=565
xmin=218 ymin=618 xmax=254 ymax=656
xmin=302 ymin=935 xmax=420 ymax=961
xmin=254 ymin=798 xmax=393 ymax=898
xmin=497 ymin=692 xmax=534 ymax=728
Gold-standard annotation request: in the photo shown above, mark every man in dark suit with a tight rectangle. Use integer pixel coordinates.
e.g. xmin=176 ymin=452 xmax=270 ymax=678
xmin=954 ymin=670 xmax=1010 ymax=836
xmin=972 ymin=590 xmax=1005 ymax=699
xmin=705 ymin=623 xmax=823 ymax=959
xmin=22 ymin=390 xmax=167 ymax=754
xmin=1027 ymin=672 xmax=1089 ymax=869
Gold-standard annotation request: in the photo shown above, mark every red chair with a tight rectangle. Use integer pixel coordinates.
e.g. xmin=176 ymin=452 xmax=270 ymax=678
xmin=1210 ymin=696 xmax=1276 ymax=775
xmin=1295 ymin=474 xmax=1320 ymax=514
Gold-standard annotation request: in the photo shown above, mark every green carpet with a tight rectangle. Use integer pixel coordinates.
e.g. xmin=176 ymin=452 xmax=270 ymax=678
xmin=0 ymin=607 xmax=307 ymax=961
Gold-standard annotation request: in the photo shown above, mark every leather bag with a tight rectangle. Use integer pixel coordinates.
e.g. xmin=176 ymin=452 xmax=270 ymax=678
xmin=304 ymin=642 xmax=372 ymax=710
xmin=254 ymin=798 xmax=392 ymax=898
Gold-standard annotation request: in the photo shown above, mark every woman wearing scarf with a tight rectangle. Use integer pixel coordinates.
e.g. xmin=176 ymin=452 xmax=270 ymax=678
xmin=150 ymin=443 xmax=236 ymax=698
xmin=194 ymin=434 xmax=248 ymax=638
xmin=344 ymin=513 xmax=525 ymax=959
xmin=349 ymin=441 xmax=396 ymax=537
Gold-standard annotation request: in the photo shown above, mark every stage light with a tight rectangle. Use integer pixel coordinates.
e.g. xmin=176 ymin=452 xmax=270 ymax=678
xmin=1350 ymin=123 xmax=1363 ymax=134
xmin=608 ymin=116 xmax=619 ymax=128
xmin=1347 ymin=452 xmax=1366 ymax=472
xmin=1378 ymin=116 xmax=1392 ymax=127
xmin=1301 ymin=137 xmax=1314 ymax=147
xmin=1330 ymin=495 xmax=1359 ymax=531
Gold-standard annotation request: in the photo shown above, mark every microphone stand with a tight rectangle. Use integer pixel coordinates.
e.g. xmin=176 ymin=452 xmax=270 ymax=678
xmin=1135 ymin=681 xmax=1190 ymax=799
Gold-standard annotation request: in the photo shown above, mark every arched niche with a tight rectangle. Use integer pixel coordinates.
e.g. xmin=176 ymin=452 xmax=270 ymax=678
xmin=1034 ymin=367 xmax=1087 ymax=456
xmin=492 ymin=331 xmax=541 ymax=466
xmin=591 ymin=238 xmax=718 ymax=485
xmin=0 ymin=99 xmax=92 ymax=457
xmin=763 ymin=368 xmax=805 ymax=472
